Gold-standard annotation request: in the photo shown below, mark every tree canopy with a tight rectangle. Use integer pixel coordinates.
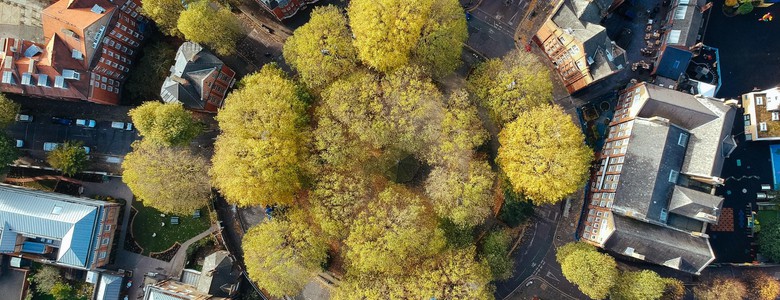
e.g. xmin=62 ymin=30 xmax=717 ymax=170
xmin=47 ymin=141 xmax=88 ymax=176
xmin=140 ymin=0 xmax=185 ymax=36
xmin=468 ymin=49 xmax=553 ymax=125
xmin=479 ymin=230 xmax=514 ymax=280
xmin=425 ymin=158 xmax=495 ymax=226
xmin=0 ymin=93 xmax=19 ymax=128
xmin=747 ymin=271 xmax=780 ymax=300
xmin=693 ymin=277 xmax=747 ymax=300
xmin=242 ymin=209 xmax=328 ymax=297
xmin=412 ymin=247 xmax=494 ymax=300
xmin=129 ymin=101 xmax=202 ymax=147
xmin=556 ymin=242 xmax=618 ymax=300
xmin=498 ymin=105 xmax=592 ymax=204
xmin=759 ymin=219 xmax=780 ymax=262
xmin=211 ymin=65 xmax=309 ymax=207
xmin=283 ymin=5 xmax=358 ymax=89
xmin=0 ymin=134 xmax=19 ymax=168
xmin=610 ymin=270 xmax=668 ymax=300
xmin=122 ymin=142 xmax=211 ymax=215
xmin=177 ymin=1 xmax=242 ymax=56
xmin=411 ymin=0 xmax=468 ymax=77
xmin=310 ymin=169 xmax=373 ymax=239
xmin=124 ymin=40 xmax=178 ymax=104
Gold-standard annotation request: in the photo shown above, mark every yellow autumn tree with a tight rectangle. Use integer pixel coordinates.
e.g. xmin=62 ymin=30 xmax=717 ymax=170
xmin=177 ymin=1 xmax=242 ymax=56
xmin=498 ymin=105 xmax=592 ymax=204
xmin=282 ymin=5 xmax=358 ymax=89
xmin=412 ymin=0 xmax=468 ymax=77
xmin=468 ymin=49 xmax=553 ymax=125
xmin=140 ymin=0 xmax=185 ymax=36
xmin=411 ymin=247 xmax=494 ymax=299
xmin=210 ymin=65 xmax=309 ymax=207
xmin=425 ymin=158 xmax=495 ymax=227
xmin=556 ymin=242 xmax=618 ymax=300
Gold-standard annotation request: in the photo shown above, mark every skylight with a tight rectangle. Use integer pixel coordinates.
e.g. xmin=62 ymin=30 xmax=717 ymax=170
xmin=51 ymin=206 xmax=63 ymax=215
xmin=1 ymin=71 xmax=14 ymax=84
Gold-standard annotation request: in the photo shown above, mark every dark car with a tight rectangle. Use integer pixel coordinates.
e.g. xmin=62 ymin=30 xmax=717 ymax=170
xmin=51 ymin=117 xmax=73 ymax=125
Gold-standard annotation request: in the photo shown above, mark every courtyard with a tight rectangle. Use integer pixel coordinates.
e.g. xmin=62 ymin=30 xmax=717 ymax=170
xmin=130 ymin=200 xmax=212 ymax=256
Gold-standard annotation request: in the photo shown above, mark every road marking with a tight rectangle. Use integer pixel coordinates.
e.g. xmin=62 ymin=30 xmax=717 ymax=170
xmin=546 ymin=271 xmax=560 ymax=281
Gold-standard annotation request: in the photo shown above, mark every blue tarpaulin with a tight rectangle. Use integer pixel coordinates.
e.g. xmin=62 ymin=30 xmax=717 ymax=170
xmin=21 ymin=241 xmax=46 ymax=254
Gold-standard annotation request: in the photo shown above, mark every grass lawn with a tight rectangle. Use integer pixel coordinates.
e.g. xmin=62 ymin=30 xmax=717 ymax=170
xmin=758 ymin=209 xmax=780 ymax=232
xmin=132 ymin=200 xmax=211 ymax=254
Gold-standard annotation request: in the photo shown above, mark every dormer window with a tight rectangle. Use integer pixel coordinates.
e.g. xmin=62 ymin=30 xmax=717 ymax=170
xmin=91 ymin=4 xmax=106 ymax=14
xmin=72 ymin=49 xmax=83 ymax=60
xmin=678 ymin=132 xmax=689 ymax=146
xmin=62 ymin=69 xmax=80 ymax=80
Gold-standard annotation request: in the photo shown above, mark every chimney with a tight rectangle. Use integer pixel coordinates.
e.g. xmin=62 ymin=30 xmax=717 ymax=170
xmin=171 ymin=75 xmax=188 ymax=86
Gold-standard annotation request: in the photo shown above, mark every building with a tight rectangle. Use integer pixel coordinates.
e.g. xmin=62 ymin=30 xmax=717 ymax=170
xmin=741 ymin=87 xmax=780 ymax=141
xmin=160 ymin=42 xmax=235 ymax=113
xmin=0 ymin=0 xmax=148 ymax=105
xmin=144 ymin=280 xmax=230 ymax=300
xmin=0 ymin=0 xmax=46 ymax=43
xmin=580 ymin=82 xmax=738 ymax=274
xmin=95 ymin=273 xmax=123 ymax=300
xmin=534 ymin=0 xmax=626 ymax=94
xmin=0 ymin=184 xmax=121 ymax=270
xmin=256 ymin=0 xmax=319 ymax=21
xmin=180 ymin=251 xmax=240 ymax=297
xmin=651 ymin=0 xmax=708 ymax=79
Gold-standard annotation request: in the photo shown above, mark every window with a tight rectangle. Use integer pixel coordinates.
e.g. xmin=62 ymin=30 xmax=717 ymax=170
xmin=569 ymin=45 xmax=580 ymax=56
xmin=757 ymin=96 xmax=765 ymax=105
xmin=773 ymin=112 xmax=779 ymax=121
xmin=1 ymin=71 xmax=14 ymax=84
xmin=54 ymin=76 xmax=66 ymax=88
xmin=72 ymin=49 xmax=83 ymax=60
xmin=101 ymin=238 xmax=109 ymax=245
xmin=760 ymin=122 xmax=768 ymax=132
xmin=678 ymin=132 xmax=689 ymax=146
xmin=674 ymin=5 xmax=688 ymax=20
xmin=99 ymin=251 xmax=107 ymax=259
xmin=597 ymin=211 xmax=603 ymax=217
xmin=669 ymin=170 xmax=679 ymax=183
xmin=667 ymin=30 xmax=682 ymax=44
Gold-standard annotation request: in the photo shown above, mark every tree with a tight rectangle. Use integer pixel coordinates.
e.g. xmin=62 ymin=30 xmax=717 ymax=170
xmin=747 ymin=271 xmax=780 ymax=300
xmin=32 ymin=266 xmax=62 ymax=293
xmin=124 ymin=40 xmax=177 ymax=104
xmin=760 ymin=219 xmax=780 ymax=262
xmin=310 ymin=169 xmax=373 ymax=239
xmin=282 ymin=5 xmax=358 ymax=89
xmin=479 ymin=230 xmax=514 ymax=280
xmin=412 ymin=247 xmax=494 ymax=300
xmin=344 ymin=184 xmax=445 ymax=276
xmin=660 ymin=278 xmax=685 ymax=300
xmin=47 ymin=141 xmax=88 ymax=176
xmin=312 ymin=109 xmax=373 ymax=171
xmin=425 ymin=158 xmax=495 ymax=226
xmin=425 ymin=89 xmax=487 ymax=167
xmin=498 ymin=105 xmax=592 ymax=204
xmin=0 ymin=133 xmax=19 ymax=167
xmin=693 ymin=277 xmax=747 ymax=300
xmin=610 ymin=270 xmax=667 ymax=300
xmin=556 ymin=242 xmax=618 ymax=300
xmin=50 ymin=282 xmax=76 ymax=300
xmin=333 ymin=274 xmax=417 ymax=299
xmin=242 ymin=209 xmax=328 ymax=297
xmin=177 ymin=1 xmax=242 ymax=56
xmin=129 ymin=101 xmax=202 ymax=147
xmin=0 ymin=93 xmax=19 ymax=128
xmin=122 ymin=142 xmax=211 ymax=215
xmin=468 ymin=50 xmax=553 ymax=125
xmin=211 ymin=65 xmax=310 ymax=207
xmin=412 ymin=0 xmax=468 ymax=77
xmin=140 ymin=0 xmax=185 ymax=36
xmin=348 ymin=0 xmax=433 ymax=72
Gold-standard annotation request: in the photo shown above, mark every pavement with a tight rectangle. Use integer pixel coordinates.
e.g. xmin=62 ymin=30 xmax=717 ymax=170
xmin=4 ymin=94 xmax=138 ymax=174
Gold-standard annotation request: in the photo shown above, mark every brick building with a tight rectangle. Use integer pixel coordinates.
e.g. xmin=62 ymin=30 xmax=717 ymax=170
xmin=256 ymin=0 xmax=319 ymax=21
xmin=160 ymin=42 xmax=235 ymax=113
xmin=0 ymin=0 xmax=148 ymax=105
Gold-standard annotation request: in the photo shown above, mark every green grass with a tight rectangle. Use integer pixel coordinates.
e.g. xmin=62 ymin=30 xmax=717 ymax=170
xmin=758 ymin=209 xmax=780 ymax=230
xmin=131 ymin=200 xmax=211 ymax=254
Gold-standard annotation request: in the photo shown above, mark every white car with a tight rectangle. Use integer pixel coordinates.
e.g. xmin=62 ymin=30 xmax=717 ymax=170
xmin=111 ymin=121 xmax=125 ymax=129
xmin=83 ymin=146 xmax=90 ymax=154
xmin=15 ymin=114 xmax=32 ymax=122
xmin=15 ymin=140 xmax=23 ymax=148
xmin=76 ymin=119 xmax=96 ymax=127
xmin=43 ymin=142 xmax=60 ymax=151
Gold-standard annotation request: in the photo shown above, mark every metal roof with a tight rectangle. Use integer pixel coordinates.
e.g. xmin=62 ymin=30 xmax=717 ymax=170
xmin=654 ymin=47 xmax=692 ymax=81
xmin=97 ymin=274 xmax=123 ymax=300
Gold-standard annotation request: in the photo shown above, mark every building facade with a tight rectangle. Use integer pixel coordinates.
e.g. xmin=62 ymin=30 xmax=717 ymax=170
xmin=741 ymin=87 xmax=780 ymax=141
xmin=160 ymin=42 xmax=235 ymax=113
xmin=0 ymin=184 xmax=121 ymax=270
xmin=256 ymin=0 xmax=320 ymax=21
xmin=580 ymin=82 xmax=737 ymax=274
xmin=534 ymin=0 xmax=626 ymax=94
xmin=0 ymin=0 xmax=147 ymax=105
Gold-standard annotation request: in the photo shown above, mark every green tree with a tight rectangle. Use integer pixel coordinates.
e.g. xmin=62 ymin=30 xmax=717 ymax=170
xmin=122 ymin=142 xmax=211 ymax=215
xmin=468 ymin=50 xmax=553 ymax=125
xmin=344 ymin=184 xmax=446 ymax=276
xmin=660 ymin=278 xmax=685 ymax=300
xmin=310 ymin=169 xmax=373 ymax=239
xmin=312 ymin=109 xmax=373 ymax=171
xmin=50 ymin=282 xmax=76 ymax=300
xmin=439 ymin=218 xmax=474 ymax=249
xmin=283 ymin=5 xmax=358 ymax=89
xmin=498 ymin=105 xmax=592 ymax=204
xmin=479 ymin=230 xmax=514 ymax=280
xmin=242 ymin=209 xmax=328 ymax=297
xmin=425 ymin=158 xmax=495 ymax=226
xmin=348 ymin=0 xmax=433 ymax=72
xmin=47 ymin=141 xmax=88 ymax=176
xmin=0 ymin=93 xmax=19 ymax=128
xmin=129 ymin=101 xmax=202 ymax=147
xmin=140 ymin=0 xmax=185 ymax=36
xmin=124 ymin=40 xmax=177 ymax=103
xmin=32 ymin=266 xmax=62 ymax=293
xmin=693 ymin=277 xmax=746 ymax=300
xmin=177 ymin=1 xmax=242 ymax=56
xmin=425 ymin=89 xmax=487 ymax=167
xmin=412 ymin=247 xmax=494 ymax=300
xmin=747 ymin=271 xmax=780 ymax=300
xmin=760 ymin=219 xmax=780 ymax=262
xmin=412 ymin=0 xmax=468 ymax=77
xmin=0 ymin=134 xmax=19 ymax=167
xmin=211 ymin=65 xmax=309 ymax=207
xmin=556 ymin=242 xmax=618 ymax=300
xmin=333 ymin=274 xmax=417 ymax=299
xmin=610 ymin=270 xmax=667 ymax=300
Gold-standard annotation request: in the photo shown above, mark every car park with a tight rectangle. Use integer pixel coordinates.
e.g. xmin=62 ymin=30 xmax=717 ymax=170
xmin=15 ymin=114 xmax=33 ymax=122
xmin=76 ymin=119 xmax=96 ymax=127
xmin=51 ymin=117 xmax=73 ymax=125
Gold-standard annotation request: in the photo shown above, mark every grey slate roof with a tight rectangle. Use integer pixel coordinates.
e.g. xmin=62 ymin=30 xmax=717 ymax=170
xmin=668 ymin=186 xmax=723 ymax=223
xmin=0 ymin=183 xmax=108 ymax=269
xmin=180 ymin=269 xmax=201 ymax=286
xmin=667 ymin=0 xmax=707 ymax=47
xmin=197 ymin=251 xmax=238 ymax=297
xmin=160 ymin=42 xmax=225 ymax=110
xmin=605 ymin=214 xmax=715 ymax=274
xmin=97 ymin=274 xmax=123 ymax=300
xmin=612 ymin=118 xmax=689 ymax=223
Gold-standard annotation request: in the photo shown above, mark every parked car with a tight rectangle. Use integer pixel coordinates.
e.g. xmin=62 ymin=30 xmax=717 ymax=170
xmin=125 ymin=122 xmax=133 ymax=131
xmin=43 ymin=142 xmax=60 ymax=151
xmin=111 ymin=121 xmax=125 ymax=129
xmin=51 ymin=117 xmax=73 ymax=125
xmin=83 ymin=146 xmax=90 ymax=154
xmin=15 ymin=140 xmax=23 ymax=148
xmin=15 ymin=114 xmax=33 ymax=122
xmin=76 ymin=119 xmax=96 ymax=127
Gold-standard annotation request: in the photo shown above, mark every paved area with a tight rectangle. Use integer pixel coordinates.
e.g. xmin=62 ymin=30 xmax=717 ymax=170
xmin=703 ymin=1 xmax=780 ymax=98
xmin=0 ymin=0 xmax=45 ymax=43
xmin=0 ymin=258 xmax=27 ymax=300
